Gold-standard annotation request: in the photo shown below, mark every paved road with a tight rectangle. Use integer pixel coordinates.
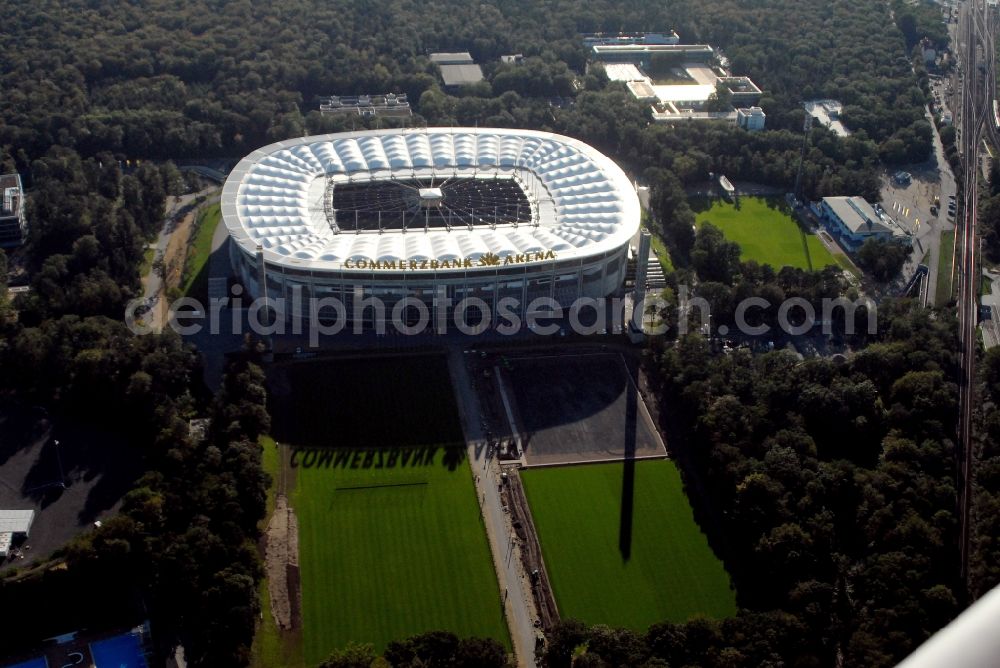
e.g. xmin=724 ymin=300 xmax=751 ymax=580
xmin=446 ymin=346 xmax=538 ymax=667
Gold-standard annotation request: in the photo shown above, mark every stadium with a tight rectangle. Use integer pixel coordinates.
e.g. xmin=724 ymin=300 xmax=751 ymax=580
xmin=221 ymin=128 xmax=640 ymax=326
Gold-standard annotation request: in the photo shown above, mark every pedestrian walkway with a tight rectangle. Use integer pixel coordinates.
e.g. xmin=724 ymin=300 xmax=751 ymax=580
xmin=446 ymin=346 xmax=539 ymax=667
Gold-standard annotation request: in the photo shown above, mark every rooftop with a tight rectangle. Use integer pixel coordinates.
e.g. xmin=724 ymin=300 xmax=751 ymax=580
xmin=592 ymin=43 xmax=715 ymax=57
xmin=822 ymin=196 xmax=905 ymax=237
xmin=0 ymin=509 xmax=34 ymax=534
xmin=429 ymin=52 xmax=474 ymax=65
xmin=221 ymin=128 xmax=641 ymax=272
xmin=604 ymin=63 xmax=648 ymax=82
xmin=0 ymin=174 xmax=22 ymax=217
xmin=438 ymin=63 xmax=484 ymax=87
xmin=804 ymin=99 xmax=850 ymax=137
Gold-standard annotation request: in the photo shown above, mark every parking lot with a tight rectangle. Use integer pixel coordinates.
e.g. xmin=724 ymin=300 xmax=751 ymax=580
xmin=0 ymin=405 xmax=138 ymax=571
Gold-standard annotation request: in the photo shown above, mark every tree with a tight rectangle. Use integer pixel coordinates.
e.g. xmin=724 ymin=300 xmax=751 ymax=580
xmin=705 ymin=81 xmax=734 ymax=112
xmin=691 ymin=223 xmax=742 ymax=284
xmin=319 ymin=642 xmax=379 ymax=668
xmin=856 ymin=238 xmax=910 ymax=282
xmin=542 ymin=619 xmax=588 ymax=668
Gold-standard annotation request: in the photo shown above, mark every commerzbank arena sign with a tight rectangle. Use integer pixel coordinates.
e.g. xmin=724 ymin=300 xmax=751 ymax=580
xmin=343 ymin=249 xmax=557 ymax=271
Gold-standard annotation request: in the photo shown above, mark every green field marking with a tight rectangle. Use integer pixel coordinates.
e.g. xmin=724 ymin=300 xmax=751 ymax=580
xmin=936 ymin=230 xmax=956 ymax=306
xmin=522 ymin=460 xmax=736 ymax=631
xmin=693 ymin=197 xmax=837 ymax=271
xmin=180 ymin=201 xmax=221 ymax=301
xmin=296 ymin=446 xmax=509 ymax=663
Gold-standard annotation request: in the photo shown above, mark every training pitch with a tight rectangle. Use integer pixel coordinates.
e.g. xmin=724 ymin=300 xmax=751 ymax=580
xmin=694 ymin=196 xmax=837 ymax=271
xmin=521 ymin=460 xmax=736 ymax=631
xmin=269 ymin=355 xmax=509 ymax=662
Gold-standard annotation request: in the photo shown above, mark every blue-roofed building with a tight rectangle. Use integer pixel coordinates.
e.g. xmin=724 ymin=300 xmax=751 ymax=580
xmin=89 ymin=632 xmax=149 ymax=668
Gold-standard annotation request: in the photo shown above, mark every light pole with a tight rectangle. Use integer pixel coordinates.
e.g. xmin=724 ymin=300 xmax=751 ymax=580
xmin=54 ymin=439 xmax=66 ymax=489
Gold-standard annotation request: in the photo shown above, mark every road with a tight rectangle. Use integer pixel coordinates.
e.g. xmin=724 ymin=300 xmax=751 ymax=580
xmin=446 ymin=346 xmax=538 ymax=668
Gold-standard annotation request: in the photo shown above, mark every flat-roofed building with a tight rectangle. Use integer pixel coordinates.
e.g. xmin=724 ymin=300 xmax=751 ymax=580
xmin=0 ymin=173 xmax=27 ymax=247
xmin=0 ymin=509 xmax=34 ymax=557
xmin=813 ymin=196 xmax=908 ymax=251
xmin=430 ymin=52 xmax=484 ymax=89
xmin=319 ymin=93 xmax=412 ymax=118
xmin=603 ymin=63 xmax=649 ymax=82
xmin=592 ymin=46 xmax=764 ymax=123
xmin=583 ymin=31 xmax=681 ymax=47
xmin=719 ymin=76 xmax=762 ymax=106
xmin=737 ymin=106 xmax=766 ymax=131
xmin=591 ymin=43 xmax=716 ymax=66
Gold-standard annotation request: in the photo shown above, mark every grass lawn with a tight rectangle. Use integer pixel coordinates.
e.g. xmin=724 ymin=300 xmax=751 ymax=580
xmin=983 ymin=275 xmax=993 ymax=296
xmin=644 ymin=228 xmax=675 ymax=274
xmin=268 ymin=355 xmax=508 ymax=664
xmin=834 ymin=253 xmax=862 ymax=279
xmin=640 ymin=211 xmax=675 ymax=273
xmin=522 ymin=460 xmax=736 ymax=631
xmin=180 ymin=202 xmax=221 ymax=301
xmin=140 ymin=247 xmax=156 ymax=277
xmin=294 ymin=446 xmax=508 ymax=662
xmin=936 ymin=230 xmax=956 ymax=306
xmin=693 ymin=197 xmax=837 ymax=271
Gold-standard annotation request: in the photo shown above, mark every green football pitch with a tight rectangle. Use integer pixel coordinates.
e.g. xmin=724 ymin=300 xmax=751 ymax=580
xmin=271 ymin=356 xmax=509 ymax=663
xmin=694 ymin=196 xmax=838 ymax=271
xmin=521 ymin=460 xmax=736 ymax=631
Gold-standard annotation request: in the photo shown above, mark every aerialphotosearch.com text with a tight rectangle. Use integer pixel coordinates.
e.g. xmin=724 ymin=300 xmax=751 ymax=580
xmin=125 ymin=285 xmax=876 ymax=346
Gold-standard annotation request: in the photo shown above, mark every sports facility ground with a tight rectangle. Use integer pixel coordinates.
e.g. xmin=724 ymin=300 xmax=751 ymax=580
xmin=500 ymin=352 xmax=666 ymax=466
xmin=267 ymin=355 xmax=508 ymax=663
xmin=293 ymin=445 xmax=508 ymax=661
xmin=521 ymin=460 xmax=736 ymax=631
xmin=693 ymin=196 xmax=837 ymax=271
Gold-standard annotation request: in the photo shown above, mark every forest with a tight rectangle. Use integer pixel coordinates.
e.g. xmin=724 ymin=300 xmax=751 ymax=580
xmin=2 ymin=0 xmax=936 ymax=176
xmin=0 ymin=0 xmax=990 ymax=667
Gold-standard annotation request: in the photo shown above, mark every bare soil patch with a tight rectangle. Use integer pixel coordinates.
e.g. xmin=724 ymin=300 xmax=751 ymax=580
xmin=264 ymin=494 xmax=301 ymax=630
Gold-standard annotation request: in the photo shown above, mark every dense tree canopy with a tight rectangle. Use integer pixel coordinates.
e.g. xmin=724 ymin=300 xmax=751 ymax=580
xmin=1 ymin=0 xmax=935 ymax=180
xmin=636 ymin=300 xmax=963 ymax=667
xmin=0 ymin=1 xmax=977 ymax=667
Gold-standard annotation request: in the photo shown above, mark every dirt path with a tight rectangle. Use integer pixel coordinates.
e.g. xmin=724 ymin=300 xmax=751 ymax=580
xmin=162 ymin=208 xmax=197 ymax=293
xmin=265 ymin=493 xmax=300 ymax=630
xmin=504 ymin=470 xmax=559 ymax=631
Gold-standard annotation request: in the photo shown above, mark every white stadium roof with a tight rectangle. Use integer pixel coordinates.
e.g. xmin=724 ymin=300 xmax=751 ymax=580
xmin=221 ymin=128 xmax=640 ymax=272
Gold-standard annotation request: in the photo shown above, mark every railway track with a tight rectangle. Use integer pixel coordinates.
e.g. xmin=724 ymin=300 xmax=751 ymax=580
xmin=956 ymin=0 xmax=991 ymax=593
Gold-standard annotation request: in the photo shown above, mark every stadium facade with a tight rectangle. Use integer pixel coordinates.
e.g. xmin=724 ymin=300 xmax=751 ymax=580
xmin=221 ymin=128 xmax=640 ymax=326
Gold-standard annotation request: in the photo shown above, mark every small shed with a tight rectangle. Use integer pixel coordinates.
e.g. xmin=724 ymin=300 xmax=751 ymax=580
xmin=0 ymin=509 xmax=35 ymax=557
